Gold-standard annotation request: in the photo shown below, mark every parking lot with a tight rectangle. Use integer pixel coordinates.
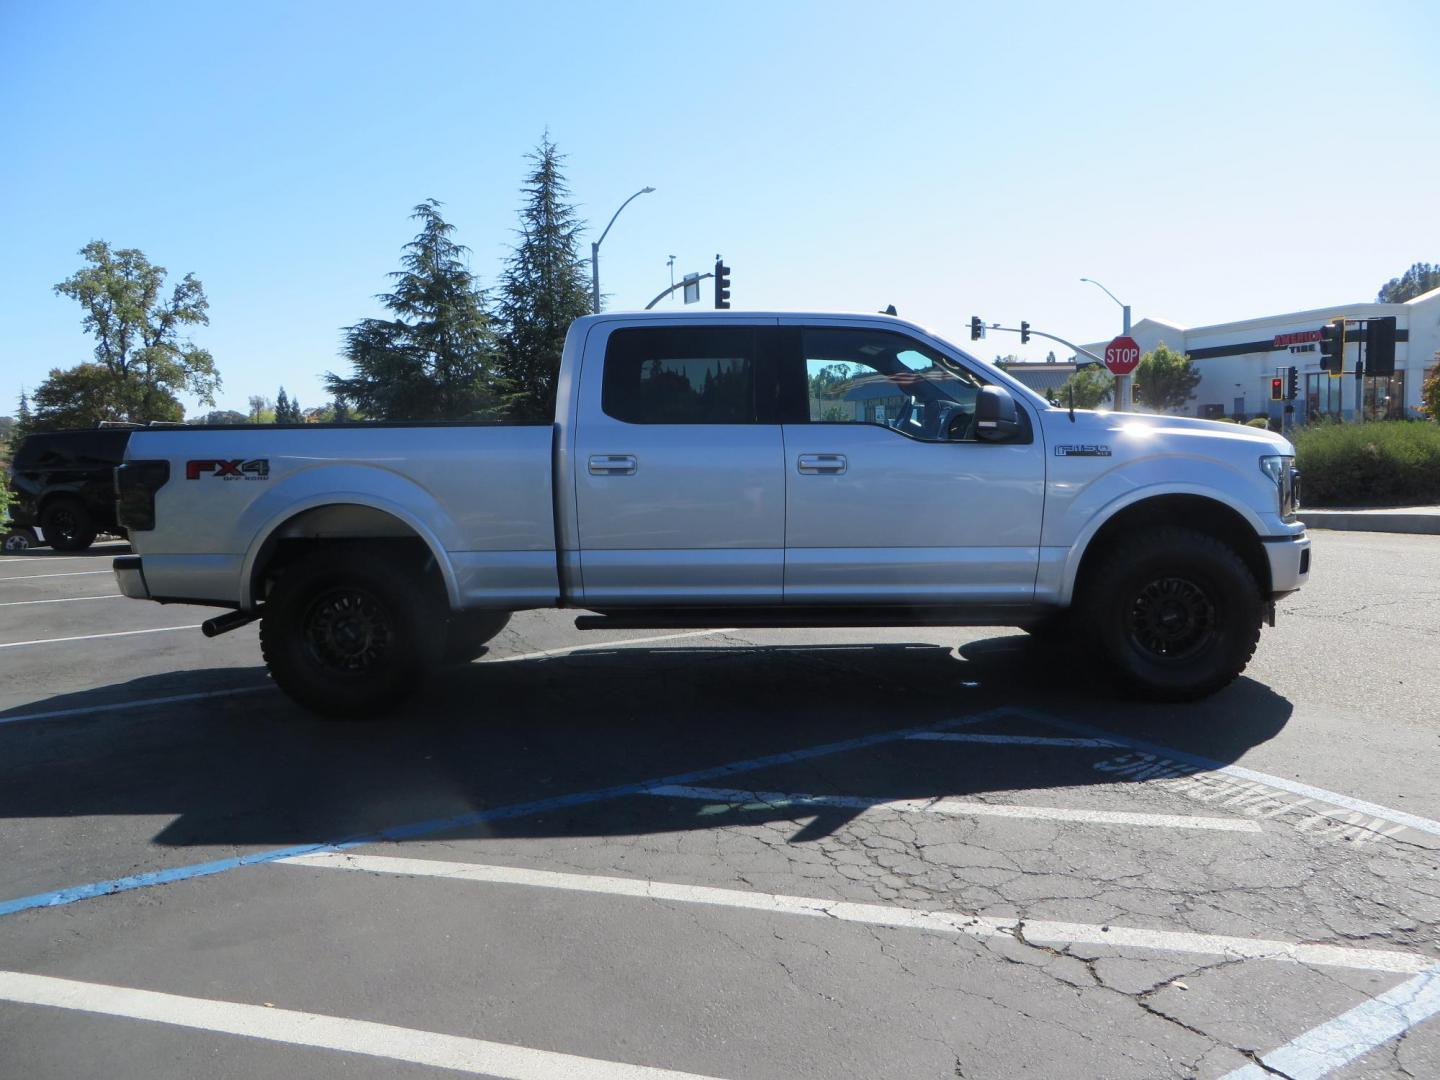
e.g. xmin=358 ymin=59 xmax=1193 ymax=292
xmin=2 ymin=533 xmax=1438 ymax=1080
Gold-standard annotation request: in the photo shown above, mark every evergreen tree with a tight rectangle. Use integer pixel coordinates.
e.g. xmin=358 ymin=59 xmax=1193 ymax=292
xmin=15 ymin=391 xmax=33 ymax=440
xmin=496 ymin=136 xmax=592 ymax=421
xmin=275 ymin=387 xmax=292 ymax=423
xmin=332 ymin=398 xmax=353 ymax=423
xmin=1376 ymin=262 xmax=1440 ymax=304
xmin=326 ymin=200 xmax=503 ymax=420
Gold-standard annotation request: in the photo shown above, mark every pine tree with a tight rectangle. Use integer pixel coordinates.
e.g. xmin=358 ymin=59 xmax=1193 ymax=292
xmin=275 ymin=387 xmax=292 ymax=424
xmin=15 ymin=391 xmax=33 ymax=440
xmin=326 ymin=200 xmax=503 ymax=420
xmin=496 ymin=136 xmax=592 ymax=421
xmin=332 ymin=398 xmax=352 ymax=423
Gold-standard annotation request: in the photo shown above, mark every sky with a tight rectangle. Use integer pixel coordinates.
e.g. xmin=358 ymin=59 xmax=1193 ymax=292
xmin=2 ymin=0 xmax=1438 ymax=417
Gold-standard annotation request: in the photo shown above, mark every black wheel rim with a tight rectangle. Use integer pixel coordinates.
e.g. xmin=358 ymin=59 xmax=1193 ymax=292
xmin=302 ymin=587 xmax=394 ymax=674
xmin=1127 ymin=576 xmax=1217 ymax=661
xmin=49 ymin=508 xmax=79 ymax=543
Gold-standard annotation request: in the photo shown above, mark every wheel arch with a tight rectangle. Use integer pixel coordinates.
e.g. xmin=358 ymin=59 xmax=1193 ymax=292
xmin=242 ymin=498 xmax=459 ymax=612
xmin=1063 ymin=490 xmax=1270 ymax=606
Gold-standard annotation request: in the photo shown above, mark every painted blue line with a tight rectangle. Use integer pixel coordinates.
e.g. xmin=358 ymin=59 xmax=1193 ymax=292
xmin=0 ymin=709 xmax=1005 ymax=918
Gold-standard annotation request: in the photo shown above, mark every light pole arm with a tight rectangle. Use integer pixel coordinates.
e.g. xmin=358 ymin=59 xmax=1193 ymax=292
xmin=982 ymin=325 xmax=1108 ymax=366
xmin=591 ymin=186 xmax=655 ymax=314
xmin=644 ymin=273 xmax=713 ymax=310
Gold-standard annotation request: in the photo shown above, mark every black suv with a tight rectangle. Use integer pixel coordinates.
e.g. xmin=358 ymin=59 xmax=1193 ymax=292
xmin=6 ymin=428 xmax=136 ymax=551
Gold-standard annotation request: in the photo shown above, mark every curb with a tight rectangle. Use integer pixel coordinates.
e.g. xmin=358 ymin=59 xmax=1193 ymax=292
xmin=1299 ymin=509 xmax=1440 ymax=535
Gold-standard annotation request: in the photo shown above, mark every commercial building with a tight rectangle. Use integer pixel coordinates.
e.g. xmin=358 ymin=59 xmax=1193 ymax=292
xmin=1080 ymin=285 xmax=1440 ymax=424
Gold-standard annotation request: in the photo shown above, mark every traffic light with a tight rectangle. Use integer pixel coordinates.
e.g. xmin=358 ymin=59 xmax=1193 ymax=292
xmin=1020 ymin=321 xmax=1031 ymax=344
xmin=1319 ymin=317 xmax=1345 ymax=376
xmin=1270 ymin=376 xmax=1284 ymax=401
xmin=713 ymin=259 xmax=731 ymax=309
xmin=969 ymin=316 xmax=983 ymax=340
xmin=1367 ymin=316 xmax=1397 ymax=376
xmin=1286 ymin=366 xmax=1298 ymax=400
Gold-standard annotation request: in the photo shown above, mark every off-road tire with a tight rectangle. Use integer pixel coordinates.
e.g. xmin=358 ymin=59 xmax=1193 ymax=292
xmin=40 ymin=497 xmax=97 ymax=551
xmin=443 ymin=610 xmax=511 ymax=664
xmin=1078 ymin=527 xmax=1262 ymax=701
xmin=258 ymin=549 xmax=441 ymax=717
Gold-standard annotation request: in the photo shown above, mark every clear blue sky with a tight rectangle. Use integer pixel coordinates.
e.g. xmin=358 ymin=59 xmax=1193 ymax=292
xmin=3 ymin=0 xmax=1437 ymax=417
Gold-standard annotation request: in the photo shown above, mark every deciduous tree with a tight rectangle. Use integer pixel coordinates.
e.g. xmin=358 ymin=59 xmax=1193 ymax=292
xmin=1133 ymin=341 xmax=1202 ymax=413
xmin=1058 ymin=365 xmax=1115 ymax=409
xmin=29 ymin=364 xmax=183 ymax=431
xmin=1376 ymin=262 xmax=1440 ymax=304
xmin=52 ymin=241 xmax=219 ymax=419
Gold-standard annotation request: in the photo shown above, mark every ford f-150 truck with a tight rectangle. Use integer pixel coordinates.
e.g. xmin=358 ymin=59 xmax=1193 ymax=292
xmin=111 ymin=311 xmax=1308 ymax=714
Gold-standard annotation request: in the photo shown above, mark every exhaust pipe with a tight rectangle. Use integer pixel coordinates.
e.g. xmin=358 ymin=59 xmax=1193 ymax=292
xmin=202 ymin=609 xmax=260 ymax=638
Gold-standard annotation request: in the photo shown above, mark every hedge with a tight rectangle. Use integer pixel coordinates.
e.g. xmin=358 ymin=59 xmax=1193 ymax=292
xmin=1293 ymin=420 xmax=1440 ymax=507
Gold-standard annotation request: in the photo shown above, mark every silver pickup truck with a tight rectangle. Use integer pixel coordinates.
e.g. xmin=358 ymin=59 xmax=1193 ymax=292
xmin=112 ymin=311 xmax=1308 ymax=713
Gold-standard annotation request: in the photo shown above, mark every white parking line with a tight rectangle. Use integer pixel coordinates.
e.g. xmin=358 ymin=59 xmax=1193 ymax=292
xmin=1222 ymin=964 xmax=1440 ymax=1080
xmin=0 ymin=686 xmax=271 ymax=727
xmin=644 ymin=784 xmax=1263 ymax=833
xmin=0 ymin=570 xmax=114 ymax=582
xmin=908 ymin=733 xmax=1120 ymax=748
xmin=0 ymin=594 xmax=123 ymax=608
xmin=280 ymin=853 xmax=1430 ymax=974
xmin=0 ymin=625 xmax=202 ymax=650
xmin=0 ymin=970 xmax=730 ymax=1080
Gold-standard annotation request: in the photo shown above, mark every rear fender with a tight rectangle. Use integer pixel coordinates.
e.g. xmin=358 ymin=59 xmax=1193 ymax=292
xmin=236 ymin=465 xmax=462 ymax=610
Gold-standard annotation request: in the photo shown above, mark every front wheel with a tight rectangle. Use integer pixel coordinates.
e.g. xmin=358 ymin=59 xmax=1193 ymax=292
xmin=259 ymin=550 xmax=441 ymax=717
xmin=1079 ymin=527 xmax=1262 ymax=701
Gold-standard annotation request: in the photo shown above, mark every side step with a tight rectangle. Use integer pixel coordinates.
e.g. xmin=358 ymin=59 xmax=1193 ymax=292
xmin=574 ymin=605 xmax=1043 ymax=632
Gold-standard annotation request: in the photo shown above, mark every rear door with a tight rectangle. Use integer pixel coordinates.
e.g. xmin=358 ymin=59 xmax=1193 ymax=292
xmin=780 ymin=321 xmax=1045 ymax=604
xmin=572 ymin=321 xmax=785 ymax=605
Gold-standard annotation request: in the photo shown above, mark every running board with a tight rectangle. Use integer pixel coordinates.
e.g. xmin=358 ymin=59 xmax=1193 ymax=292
xmin=573 ymin=605 xmax=1045 ymax=632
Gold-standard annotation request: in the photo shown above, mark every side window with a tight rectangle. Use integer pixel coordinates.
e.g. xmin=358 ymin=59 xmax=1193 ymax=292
xmin=603 ymin=327 xmax=757 ymax=424
xmin=803 ymin=328 xmax=985 ymax=442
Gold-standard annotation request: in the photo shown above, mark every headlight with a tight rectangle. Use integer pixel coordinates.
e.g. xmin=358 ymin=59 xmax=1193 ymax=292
xmin=1260 ymin=455 xmax=1297 ymax=520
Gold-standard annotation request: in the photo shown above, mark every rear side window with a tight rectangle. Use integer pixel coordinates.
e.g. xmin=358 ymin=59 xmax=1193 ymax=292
xmin=602 ymin=327 xmax=757 ymax=424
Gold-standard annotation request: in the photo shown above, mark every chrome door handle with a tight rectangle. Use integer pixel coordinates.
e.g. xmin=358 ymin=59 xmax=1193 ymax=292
xmin=588 ymin=454 xmax=638 ymax=475
xmin=797 ymin=453 xmax=847 ymax=475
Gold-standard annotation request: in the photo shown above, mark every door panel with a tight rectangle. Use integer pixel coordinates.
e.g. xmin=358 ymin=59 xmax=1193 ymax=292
xmin=783 ymin=423 xmax=1044 ymax=602
xmin=573 ymin=322 xmax=784 ymax=605
xmin=779 ymin=321 xmax=1044 ymax=604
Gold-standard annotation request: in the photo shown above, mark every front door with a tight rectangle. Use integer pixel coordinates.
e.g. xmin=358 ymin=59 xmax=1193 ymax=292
xmin=781 ymin=322 xmax=1045 ymax=604
xmin=573 ymin=321 xmax=785 ymax=605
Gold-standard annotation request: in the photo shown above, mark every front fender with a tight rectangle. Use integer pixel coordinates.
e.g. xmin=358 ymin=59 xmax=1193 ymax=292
xmin=1053 ymin=482 xmax=1267 ymax=606
xmin=236 ymin=464 xmax=462 ymax=610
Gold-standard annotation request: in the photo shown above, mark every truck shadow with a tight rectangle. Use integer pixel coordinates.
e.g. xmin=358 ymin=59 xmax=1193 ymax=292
xmin=0 ymin=635 xmax=1293 ymax=862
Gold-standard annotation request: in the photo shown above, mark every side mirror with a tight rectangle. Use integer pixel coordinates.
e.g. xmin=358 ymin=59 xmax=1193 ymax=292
xmin=974 ymin=385 xmax=1023 ymax=442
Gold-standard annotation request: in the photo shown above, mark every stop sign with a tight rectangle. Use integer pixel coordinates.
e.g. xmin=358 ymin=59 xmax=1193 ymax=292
xmin=1104 ymin=335 xmax=1141 ymax=376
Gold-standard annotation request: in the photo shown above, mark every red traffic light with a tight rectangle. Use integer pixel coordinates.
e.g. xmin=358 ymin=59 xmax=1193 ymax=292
xmin=1270 ymin=377 xmax=1284 ymax=401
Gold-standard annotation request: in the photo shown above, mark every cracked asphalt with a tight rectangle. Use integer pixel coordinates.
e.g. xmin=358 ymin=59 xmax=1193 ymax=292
xmin=1 ymin=531 xmax=1437 ymax=1079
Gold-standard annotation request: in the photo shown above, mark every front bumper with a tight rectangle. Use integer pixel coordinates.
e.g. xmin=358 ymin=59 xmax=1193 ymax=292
xmin=113 ymin=555 xmax=151 ymax=600
xmin=1263 ymin=531 xmax=1311 ymax=596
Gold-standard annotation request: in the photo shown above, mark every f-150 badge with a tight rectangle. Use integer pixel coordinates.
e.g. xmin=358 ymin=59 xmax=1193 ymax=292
xmin=1053 ymin=445 xmax=1112 ymax=457
xmin=185 ymin=458 xmax=270 ymax=480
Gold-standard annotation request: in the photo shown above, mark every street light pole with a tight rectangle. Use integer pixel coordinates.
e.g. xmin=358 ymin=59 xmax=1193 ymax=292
xmin=590 ymin=186 xmax=655 ymax=314
xmin=1081 ymin=277 xmax=1133 ymax=411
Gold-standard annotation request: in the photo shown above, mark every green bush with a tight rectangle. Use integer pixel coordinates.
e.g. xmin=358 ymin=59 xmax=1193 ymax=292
xmin=1294 ymin=420 xmax=1440 ymax=506
xmin=1245 ymin=417 xmax=1270 ymax=428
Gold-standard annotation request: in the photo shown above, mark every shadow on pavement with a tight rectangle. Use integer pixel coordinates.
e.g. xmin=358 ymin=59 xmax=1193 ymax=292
xmin=0 ymin=635 xmax=1293 ymax=860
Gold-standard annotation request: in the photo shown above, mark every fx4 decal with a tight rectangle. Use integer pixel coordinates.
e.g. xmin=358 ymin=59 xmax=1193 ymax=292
xmin=1053 ymin=445 xmax=1112 ymax=457
xmin=185 ymin=459 xmax=270 ymax=481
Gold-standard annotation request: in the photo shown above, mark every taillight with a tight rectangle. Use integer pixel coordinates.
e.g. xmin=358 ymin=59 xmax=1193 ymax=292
xmin=115 ymin=460 xmax=170 ymax=531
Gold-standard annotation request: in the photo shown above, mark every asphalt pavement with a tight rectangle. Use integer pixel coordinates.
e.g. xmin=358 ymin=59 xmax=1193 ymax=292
xmin=0 ymin=533 xmax=1437 ymax=1080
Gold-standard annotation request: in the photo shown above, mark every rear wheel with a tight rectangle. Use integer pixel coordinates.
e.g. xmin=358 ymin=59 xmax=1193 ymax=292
xmin=3 ymin=527 xmax=39 ymax=553
xmin=1079 ymin=527 xmax=1262 ymax=701
xmin=40 ymin=498 xmax=97 ymax=551
xmin=259 ymin=549 xmax=442 ymax=717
